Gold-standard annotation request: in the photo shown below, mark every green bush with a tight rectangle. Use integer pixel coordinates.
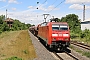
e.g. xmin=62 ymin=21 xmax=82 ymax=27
xmin=80 ymin=32 xmax=86 ymax=38
xmin=5 ymin=56 xmax=22 ymax=60
xmin=70 ymin=33 xmax=78 ymax=39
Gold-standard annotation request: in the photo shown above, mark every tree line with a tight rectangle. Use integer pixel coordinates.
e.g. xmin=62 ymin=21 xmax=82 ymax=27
xmin=0 ymin=15 xmax=31 ymax=34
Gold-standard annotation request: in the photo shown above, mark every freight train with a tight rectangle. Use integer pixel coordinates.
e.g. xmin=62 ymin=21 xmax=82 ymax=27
xmin=29 ymin=18 xmax=70 ymax=51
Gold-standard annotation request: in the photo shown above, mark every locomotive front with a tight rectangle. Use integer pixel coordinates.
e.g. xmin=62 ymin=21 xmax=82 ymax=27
xmin=50 ymin=22 xmax=70 ymax=50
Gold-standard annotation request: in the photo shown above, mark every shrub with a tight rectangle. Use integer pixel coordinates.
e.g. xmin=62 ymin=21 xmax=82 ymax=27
xmin=80 ymin=32 xmax=86 ymax=38
xmin=70 ymin=33 xmax=78 ymax=39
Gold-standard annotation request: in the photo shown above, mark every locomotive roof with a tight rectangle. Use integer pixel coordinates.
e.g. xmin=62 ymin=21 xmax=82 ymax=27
xmin=51 ymin=22 xmax=68 ymax=24
xmin=40 ymin=22 xmax=68 ymax=27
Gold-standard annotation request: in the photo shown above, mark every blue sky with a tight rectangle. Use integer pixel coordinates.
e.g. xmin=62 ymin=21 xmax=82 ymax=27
xmin=0 ymin=0 xmax=90 ymax=25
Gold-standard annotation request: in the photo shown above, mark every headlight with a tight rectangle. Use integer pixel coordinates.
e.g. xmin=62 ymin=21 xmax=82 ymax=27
xmin=63 ymin=34 xmax=69 ymax=37
xmin=52 ymin=34 xmax=58 ymax=36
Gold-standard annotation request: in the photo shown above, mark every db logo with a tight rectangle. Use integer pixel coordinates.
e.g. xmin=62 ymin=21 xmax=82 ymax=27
xmin=59 ymin=34 xmax=62 ymax=36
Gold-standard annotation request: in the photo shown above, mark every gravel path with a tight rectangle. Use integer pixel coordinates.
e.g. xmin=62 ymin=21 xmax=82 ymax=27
xmin=28 ymin=31 xmax=56 ymax=60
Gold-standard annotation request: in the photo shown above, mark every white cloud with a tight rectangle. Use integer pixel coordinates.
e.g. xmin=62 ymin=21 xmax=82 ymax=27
xmin=28 ymin=4 xmax=59 ymax=12
xmin=65 ymin=0 xmax=90 ymax=4
xmin=28 ymin=6 xmax=33 ymax=9
xmin=2 ymin=10 xmax=44 ymax=25
xmin=69 ymin=4 xmax=83 ymax=10
xmin=11 ymin=7 xmax=16 ymax=11
xmin=38 ymin=5 xmax=59 ymax=12
xmin=86 ymin=5 xmax=90 ymax=9
xmin=69 ymin=4 xmax=90 ymax=10
xmin=8 ymin=0 xmax=18 ymax=4
xmin=0 ymin=8 xmax=90 ymax=25
xmin=28 ymin=6 xmax=34 ymax=9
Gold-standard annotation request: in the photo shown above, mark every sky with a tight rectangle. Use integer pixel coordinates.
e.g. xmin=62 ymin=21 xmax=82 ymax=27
xmin=0 ymin=0 xmax=90 ymax=25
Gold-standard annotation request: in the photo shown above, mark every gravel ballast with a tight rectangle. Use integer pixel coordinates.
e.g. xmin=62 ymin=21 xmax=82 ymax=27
xmin=28 ymin=31 xmax=55 ymax=60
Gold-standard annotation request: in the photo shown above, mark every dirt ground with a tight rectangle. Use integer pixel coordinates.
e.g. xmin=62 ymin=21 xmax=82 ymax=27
xmin=0 ymin=30 xmax=36 ymax=60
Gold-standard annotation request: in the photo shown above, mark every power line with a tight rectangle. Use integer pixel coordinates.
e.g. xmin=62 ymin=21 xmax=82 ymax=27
xmin=51 ymin=0 xmax=58 ymax=6
xmin=37 ymin=0 xmax=47 ymax=9
xmin=48 ymin=0 xmax=65 ymax=13
xmin=42 ymin=0 xmax=47 ymax=4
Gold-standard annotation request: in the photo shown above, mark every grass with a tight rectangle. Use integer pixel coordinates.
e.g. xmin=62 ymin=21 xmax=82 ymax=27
xmin=5 ymin=56 xmax=22 ymax=60
xmin=70 ymin=32 xmax=90 ymax=46
xmin=0 ymin=30 xmax=36 ymax=60
xmin=71 ymin=37 xmax=90 ymax=46
xmin=70 ymin=45 xmax=90 ymax=58
xmin=23 ymin=50 xmax=29 ymax=54
xmin=83 ymin=52 xmax=90 ymax=58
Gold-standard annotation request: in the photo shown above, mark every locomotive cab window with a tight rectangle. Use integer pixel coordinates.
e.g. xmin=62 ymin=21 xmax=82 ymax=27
xmin=52 ymin=25 xmax=59 ymax=30
xmin=52 ymin=24 xmax=68 ymax=30
xmin=60 ymin=25 xmax=68 ymax=30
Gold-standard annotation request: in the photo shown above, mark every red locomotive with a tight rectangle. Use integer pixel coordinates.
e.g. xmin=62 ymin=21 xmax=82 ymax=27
xmin=30 ymin=18 xmax=70 ymax=50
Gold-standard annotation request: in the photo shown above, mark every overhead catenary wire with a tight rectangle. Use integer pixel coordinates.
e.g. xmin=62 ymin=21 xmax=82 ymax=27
xmin=37 ymin=0 xmax=64 ymax=19
xmin=37 ymin=0 xmax=58 ymax=12
xmin=36 ymin=0 xmax=49 ymax=18
xmin=51 ymin=0 xmax=58 ymax=6
xmin=42 ymin=0 xmax=47 ymax=4
xmin=37 ymin=0 xmax=47 ymax=9
xmin=48 ymin=0 xmax=65 ymax=13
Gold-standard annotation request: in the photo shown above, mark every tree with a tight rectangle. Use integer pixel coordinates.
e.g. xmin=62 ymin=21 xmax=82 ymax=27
xmin=12 ymin=19 xmax=31 ymax=31
xmin=12 ymin=20 xmax=23 ymax=30
xmin=1 ymin=22 xmax=9 ymax=31
xmin=0 ymin=15 xmax=31 ymax=34
xmin=0 ymin=15 xmax=9 ymax=33
xmin=26 ymin=24 xmax=31 ymax=28
xmin=60 ymin=14 xmax=81 ymax=33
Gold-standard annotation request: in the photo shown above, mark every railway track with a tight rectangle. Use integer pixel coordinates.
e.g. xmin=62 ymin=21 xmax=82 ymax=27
xmin=71 ymin=41 xmax=90 ymax=50
xmin=52 ymin=51 xmax=79 ymax=60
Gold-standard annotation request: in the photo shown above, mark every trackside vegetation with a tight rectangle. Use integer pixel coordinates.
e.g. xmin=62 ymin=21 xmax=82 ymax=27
xmin=0 ymin=15 xmax=36 ymax=60
xmin=5 ymin=56 xmax=22 ymax=60
xmin=0 ymin=15 xmax=31 ymax=34
xmin=0 ymin=30 xmax=36 ymax=60
xmin=70 ymin=45 xmax=90 ymax=58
